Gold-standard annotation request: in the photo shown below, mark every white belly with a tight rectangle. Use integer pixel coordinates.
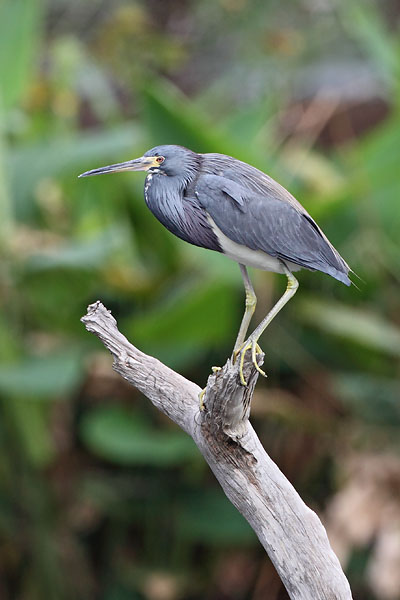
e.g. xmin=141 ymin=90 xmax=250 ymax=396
xmin=207 ymin=216 xmax=302 ymax=274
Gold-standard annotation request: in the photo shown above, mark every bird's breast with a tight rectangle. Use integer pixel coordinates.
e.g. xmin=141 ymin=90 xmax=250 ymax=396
xmin=144 ymin=174 xmax=222 ymax=252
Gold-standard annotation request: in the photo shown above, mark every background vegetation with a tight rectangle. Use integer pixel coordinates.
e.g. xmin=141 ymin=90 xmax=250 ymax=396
xmin=0 ymin=0 xmax=399 ymax=598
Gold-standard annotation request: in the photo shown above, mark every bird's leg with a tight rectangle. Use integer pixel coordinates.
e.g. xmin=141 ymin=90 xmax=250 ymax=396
xmin=232 ymin=264 xmax=257 ymax=357
xmin=200 ymin=265 xmax=257 ymax=409
xmin=238 ymin=266 xmax=299 ymax=386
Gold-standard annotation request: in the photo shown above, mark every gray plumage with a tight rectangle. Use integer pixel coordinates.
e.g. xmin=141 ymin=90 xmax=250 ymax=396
xmin=79 ymin=143 xmax=352 ymax=386
xmin=142 ymin=145 xmax=351 ymax=285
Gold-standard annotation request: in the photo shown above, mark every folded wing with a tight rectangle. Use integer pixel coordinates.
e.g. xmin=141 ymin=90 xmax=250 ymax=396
xmin=195 ymin=173 xmax=350 ymax=285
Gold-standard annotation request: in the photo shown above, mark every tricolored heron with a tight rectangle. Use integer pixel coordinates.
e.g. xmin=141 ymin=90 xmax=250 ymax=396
xmin=79 ymin=145 xmax=351 ymax=385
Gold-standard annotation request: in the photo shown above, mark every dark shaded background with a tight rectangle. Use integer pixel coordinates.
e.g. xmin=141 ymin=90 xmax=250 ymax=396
xmin=1 ymin=0 xmax=399 ymax=598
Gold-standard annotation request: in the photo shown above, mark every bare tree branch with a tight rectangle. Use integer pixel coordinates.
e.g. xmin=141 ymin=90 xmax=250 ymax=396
xmin=81 ymin=300 xmax=353 ymax=600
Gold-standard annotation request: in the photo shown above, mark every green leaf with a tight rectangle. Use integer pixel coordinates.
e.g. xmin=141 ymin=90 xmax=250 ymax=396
xmin=0 ymin=350 xmax=84 ymax=398
xmin=177 ymin=489 xmax=255 ymax=545
xmin=340 ymin=3 xmax=400 ymax=85
xmin=80 ymin=406 xmax=199 ymax=466
xmin=7 ymin=399 xmax=55 ymax=466
xmin=220 ymin=97 xmax=277 ymax=147
xmin=0 ymin=0 xmax=43 ymax=109
xmin=141 ymin=79 xmax=281 ymax=179
xmin=354 ymin=113 xmax=400 ymax=189
xmin=142 ymin=80 xmax=224 ymax=151
xmin=183 ymin=244 xmax=242 ymax=284
xmin=298 ymin=297 xmax=400 ymax=357
xmin=333 ymin=373 xmax=400 ymax=426
xmin=8 ymin=124 xmax=145 ymax=219
xmin=24 ymin=225 xmax=130 ymax=271
xmin=128 ymin=281 xmax=235 ymax=349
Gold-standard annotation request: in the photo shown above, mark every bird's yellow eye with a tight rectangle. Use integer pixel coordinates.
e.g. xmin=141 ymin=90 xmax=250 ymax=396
xmin=156 ymin=156 xmax=164 ymax=164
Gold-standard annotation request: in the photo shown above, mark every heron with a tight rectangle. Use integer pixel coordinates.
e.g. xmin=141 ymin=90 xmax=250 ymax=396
xmin=79 ymin=145 xmax=351 ymax=385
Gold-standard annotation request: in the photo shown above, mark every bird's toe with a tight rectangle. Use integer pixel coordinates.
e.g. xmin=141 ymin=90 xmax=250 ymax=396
xmin=237 ymin=339 xmax=266 ymax=386
xmin=198 ymin=388 xmax=206 ymax=411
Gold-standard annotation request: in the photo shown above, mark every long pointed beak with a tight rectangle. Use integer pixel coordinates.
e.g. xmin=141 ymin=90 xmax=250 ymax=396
xmin=78 ymin=156 xmax=155 ymax=178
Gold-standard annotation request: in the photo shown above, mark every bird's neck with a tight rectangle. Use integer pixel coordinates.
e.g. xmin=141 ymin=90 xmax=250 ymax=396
xmin=145 ymin=167 xmax=197 ymax=203
xmin=144 ymin=155 xmax=202 ymax=227
xmin=144 ymin=164 xmax=221 ymax=252
xmin=144 ymin=171 xmax=187 ymax=225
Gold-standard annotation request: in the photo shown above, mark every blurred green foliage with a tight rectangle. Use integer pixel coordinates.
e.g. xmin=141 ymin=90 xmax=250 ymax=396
xmin=0 ymin=1 xmax=399 ymax=599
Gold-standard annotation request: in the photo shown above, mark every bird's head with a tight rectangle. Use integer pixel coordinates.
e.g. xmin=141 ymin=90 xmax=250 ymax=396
xmin=78 ymin=144 xmax=200 ymax=182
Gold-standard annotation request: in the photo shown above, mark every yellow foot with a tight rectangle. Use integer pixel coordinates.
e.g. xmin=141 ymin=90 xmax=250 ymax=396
xmin=237 ymin=340 xmax=266 ymax=386
xmin=199 ymin=388 xmax=206 ymax=411
xmin=199 ymin=367 xmax=221 ymax=410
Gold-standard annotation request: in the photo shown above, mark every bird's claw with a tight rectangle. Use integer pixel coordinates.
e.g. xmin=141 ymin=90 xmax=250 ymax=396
xmin=235 ymin=340 xmax=266 ymax=386
xmin=199 ymin=366 xmax=222 ymax=410
xmin=199 ymin=388 xmax=206 ymax=411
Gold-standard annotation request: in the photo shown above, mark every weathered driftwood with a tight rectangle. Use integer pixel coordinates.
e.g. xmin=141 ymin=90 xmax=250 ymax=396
xmin=81 ymin=301 xmax=352 ymax=600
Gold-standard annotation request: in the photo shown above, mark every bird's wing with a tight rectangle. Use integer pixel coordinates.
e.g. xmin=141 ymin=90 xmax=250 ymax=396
xmin=195 ymin=173 xmax=350 ymax=283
